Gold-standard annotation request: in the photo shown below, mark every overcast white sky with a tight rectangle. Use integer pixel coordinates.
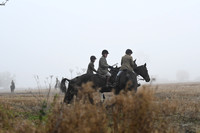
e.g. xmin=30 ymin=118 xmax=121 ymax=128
xmin=0 ymin=0 xmax=200 ymax=88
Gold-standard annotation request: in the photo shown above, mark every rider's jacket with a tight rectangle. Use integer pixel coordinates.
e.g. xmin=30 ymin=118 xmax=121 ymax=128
xmin=97 ymin=56 xmax=109 ymax=75
xmin=120 ymin=54 xmax=135 ymax=71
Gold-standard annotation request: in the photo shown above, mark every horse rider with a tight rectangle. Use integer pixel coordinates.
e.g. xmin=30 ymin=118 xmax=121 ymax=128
xmin=114 ymin=49 xmax=137 ymax=87
xmin=86 ymin=55 xmax=97 ymax=74
xmin=97 ymin=50 xmax=113 ymax=86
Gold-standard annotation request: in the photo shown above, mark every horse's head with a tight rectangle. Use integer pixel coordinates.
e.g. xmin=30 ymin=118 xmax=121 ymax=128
xmin=133 ymin=59 xmax=137 ymax=69
xmin=109 ymin=66 xmax=120 ymax=83
xmin=110 ymin=66 xmax=120 ymax=74
xmin=134 ymin=63 xmax=150 ymax=82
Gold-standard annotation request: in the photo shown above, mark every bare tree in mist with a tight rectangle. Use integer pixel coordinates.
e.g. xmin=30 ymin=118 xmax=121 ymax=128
xmin=0 ymin=72 xmax=15 ymax=88
xmin=0 ymin=0 xmax=9 ymax=6
xmin=68 ymin=67 xmax=86 ymax=78
xmin=81 ymin=68 xmax=86 ymax=73
xmin=75 ymin=67 xmax=86 ymax=76
xmin=69 ymin=69 xmax=74 ymax=79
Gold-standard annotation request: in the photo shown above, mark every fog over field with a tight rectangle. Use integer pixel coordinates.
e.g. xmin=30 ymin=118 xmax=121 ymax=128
xmin=0 ymin=0 xmax=200 ymax=88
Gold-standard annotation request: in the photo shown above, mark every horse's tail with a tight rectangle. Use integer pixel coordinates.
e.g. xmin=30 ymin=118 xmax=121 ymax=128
xmin=60 ymin=78 xmax=70 ymax=93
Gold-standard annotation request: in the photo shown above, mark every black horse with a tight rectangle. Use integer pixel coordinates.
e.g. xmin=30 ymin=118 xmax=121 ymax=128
xmin=61 ymin=63 xmax=150 ymax=103
xmin=114 ymin=63 xmax=150 ymax=94
xmin=62 ymin=74 xmax=112 ymax=104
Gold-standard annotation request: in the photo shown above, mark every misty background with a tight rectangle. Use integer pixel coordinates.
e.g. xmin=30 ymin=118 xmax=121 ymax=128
xmin=0 ymin=0 xmax=200 ymax=89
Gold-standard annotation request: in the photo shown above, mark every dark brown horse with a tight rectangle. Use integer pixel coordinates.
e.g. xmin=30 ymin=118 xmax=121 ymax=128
xmin=115 ymin=63 xmax=150 ymax=94
xmin=61 ymin=63 xmax=150 ymax=103
xmin=61 ymin=74 xmax=111 ymax=104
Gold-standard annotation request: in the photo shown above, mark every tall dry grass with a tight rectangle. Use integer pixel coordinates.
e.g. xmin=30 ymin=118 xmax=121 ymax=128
xmin=44 ymin=83 xmax=175 ymax=133
xmin=0 ymin=82 xmax=189 ymax=133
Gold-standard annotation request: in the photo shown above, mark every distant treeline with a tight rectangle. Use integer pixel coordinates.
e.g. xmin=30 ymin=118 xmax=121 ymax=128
xmin=0 ymin=72 xmax=15 ymax=88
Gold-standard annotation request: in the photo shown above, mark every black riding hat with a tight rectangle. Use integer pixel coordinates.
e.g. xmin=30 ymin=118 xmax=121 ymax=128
xmin=90 ymin=55 xmax=96 ymax=61
xmin=102 ymin=50 xmax=109 ymax=55
xmin=126 ymin=49 xmax=133 ymax=55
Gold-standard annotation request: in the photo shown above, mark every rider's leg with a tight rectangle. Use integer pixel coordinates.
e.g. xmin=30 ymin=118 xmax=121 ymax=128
xmin=106 ymin=72 xmax=112 ymax=86
xmin=113 ymin=71 xmax=122 ymax=87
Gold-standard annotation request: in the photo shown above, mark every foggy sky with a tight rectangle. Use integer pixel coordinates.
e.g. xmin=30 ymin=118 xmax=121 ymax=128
xmin=0 ymin=0 xmax=200 ymax=88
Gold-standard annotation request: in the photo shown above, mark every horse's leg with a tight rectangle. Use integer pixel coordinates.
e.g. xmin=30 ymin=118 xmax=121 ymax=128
xmin=134 ymin=79 xmax=138 ymax=92
xmin=88 ymin=93 xmax=94 ymax=104
xmin=134 ymin=84 xmax=138 ymax=92
xmin=115 ymin=86 xmax=121 ymax=95
xmin=103 ymin=93 xmax=105 ymax=100
xmin=114 ymin=81 xmax=124 ymax=95
xmin=100 ymin=93 xmax=105 ymax=102
xmin=131 ymin=85 xmax=137 ymax=92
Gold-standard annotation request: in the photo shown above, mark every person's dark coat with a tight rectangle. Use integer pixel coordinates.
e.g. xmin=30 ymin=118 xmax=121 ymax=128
xmin=86 ymin=62 xmax=97 ymax=74
xmin=97 ymin=56 xmax=109 ymax=75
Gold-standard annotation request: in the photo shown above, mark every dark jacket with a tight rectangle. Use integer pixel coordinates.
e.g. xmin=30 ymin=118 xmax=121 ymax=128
xmin=120 ymin=55 xmax=135 ymax=71
xmin=86 ymin=62 xmax=97 ymax=74
xmin=97 ymin=56 xmax=109 ymax=75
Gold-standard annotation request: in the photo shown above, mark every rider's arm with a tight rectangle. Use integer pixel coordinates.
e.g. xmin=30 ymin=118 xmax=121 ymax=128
xmin=90 ymin=63 xmax=97 ymax=72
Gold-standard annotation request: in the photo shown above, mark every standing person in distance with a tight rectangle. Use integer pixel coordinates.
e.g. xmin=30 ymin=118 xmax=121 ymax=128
xmin=86 ymin=55 xmax=97 ymax=74
xmin=97 ymin=50 xmax=113 ymax=86
xmin=10 ymin=80 xmax=15 ymax=93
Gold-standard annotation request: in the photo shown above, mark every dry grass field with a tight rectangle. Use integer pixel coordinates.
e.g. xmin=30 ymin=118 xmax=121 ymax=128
xmin=0 ymin=82 xmax=200 ymax=133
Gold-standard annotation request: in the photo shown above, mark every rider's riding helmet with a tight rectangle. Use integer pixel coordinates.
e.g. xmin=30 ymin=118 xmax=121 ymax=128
xmin=125 ymin=49 xmax=133 ymax=55
xmin=102 ymin=50 xmax=109 ymax=55
xmin=90 ymin=56 xmax=96 ymax=61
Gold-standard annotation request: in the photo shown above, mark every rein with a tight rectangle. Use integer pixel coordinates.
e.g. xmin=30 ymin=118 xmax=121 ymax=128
xmin=112 ymin=63 xmax=118 ymax=67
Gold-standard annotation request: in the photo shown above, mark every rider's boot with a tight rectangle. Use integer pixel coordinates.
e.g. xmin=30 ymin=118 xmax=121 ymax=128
xmin=106 ymin=77 xmax=113 ymax=87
